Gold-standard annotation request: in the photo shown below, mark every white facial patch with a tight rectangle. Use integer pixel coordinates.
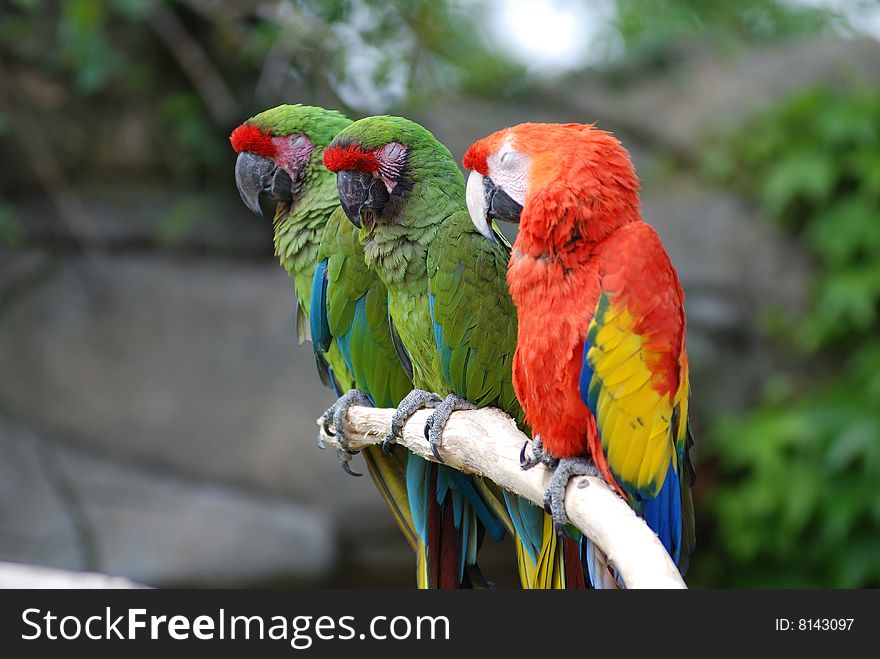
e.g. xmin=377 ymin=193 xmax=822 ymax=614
xmin=466 ymin=170 xmax=495 ymax=242
xmin=486 ymin=143 xmax=529 ymax=206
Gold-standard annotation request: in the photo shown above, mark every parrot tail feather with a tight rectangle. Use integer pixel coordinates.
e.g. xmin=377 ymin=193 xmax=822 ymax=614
xmin=584 ymin=538 xmax=622 ymax=589
xmin=562 ymin=536 xmax=588 ymax=590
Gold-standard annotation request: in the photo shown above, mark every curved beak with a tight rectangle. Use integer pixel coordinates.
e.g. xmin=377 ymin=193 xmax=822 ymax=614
xmin=466 ymin=170 xmax=495 ymax=242
xmin=485 ymin=175 xmax=523 ymax=225
xmin=235 ymin=151 xmax=293 ymax=217
xmin=336 ymin=170 xmax=389 ymax=230
xmin=466 ymin=170 xmax=523 ymax=242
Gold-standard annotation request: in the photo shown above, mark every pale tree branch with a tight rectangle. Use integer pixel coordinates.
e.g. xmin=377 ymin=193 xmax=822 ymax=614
xmin=0 ymin=562 xmax=146 ymax=589
xmin=317 ymin=406 xmax=687 ymax=589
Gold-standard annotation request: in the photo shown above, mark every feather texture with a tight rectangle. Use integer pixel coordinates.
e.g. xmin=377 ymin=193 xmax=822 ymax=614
xmin=470 ymin=122 xmax=697 ymax=577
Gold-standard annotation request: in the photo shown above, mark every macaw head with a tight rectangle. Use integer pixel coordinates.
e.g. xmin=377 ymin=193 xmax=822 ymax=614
xmin=230 ymin=104 xmax=351 ymax=217
xmin=322 ymin=115 xmax=464 ymax=233
xmin=462 ymin=123 xmax=640 ymax=249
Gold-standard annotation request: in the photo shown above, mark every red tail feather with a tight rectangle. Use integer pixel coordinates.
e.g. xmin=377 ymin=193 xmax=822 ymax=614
xmin=426 ymin=464 xmax=462 ymax=589
xmin=563 ymin=536 xmax=588 ymax=590
xmin=439 ymin=501 xmax=461 ymax=589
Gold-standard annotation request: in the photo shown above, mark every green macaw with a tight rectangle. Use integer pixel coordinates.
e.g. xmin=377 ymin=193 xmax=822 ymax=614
xmin=323 ymin=115 xmax=588 ymax=588
xmin=230 ymin=103 xmax=417 ymax=552
xmin=231 ymin=104 xmax=499 ymax=588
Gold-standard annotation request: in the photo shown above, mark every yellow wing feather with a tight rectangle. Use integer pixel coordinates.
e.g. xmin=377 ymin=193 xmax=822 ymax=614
xmin=585 ymin=302 xmax=676 ymax=497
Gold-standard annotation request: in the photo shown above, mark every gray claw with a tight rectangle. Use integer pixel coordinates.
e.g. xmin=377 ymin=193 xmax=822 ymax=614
xmin=382 ymin=389 xmax=442 ymax=456
xmin=321 ymin=389 xmax=371 ymax=453
xmin=521 ymin=434 xmax=555 ymax=470
xmin=544 ymin=456 xmax=599 ymax=532
xmin=424 ymin=393 xmax=475 ymax=463
xmin=337 ymin=449 xmax=362 ymax=477
xmin=317 ymin=434 xmax=326 ymax=450
xmin=321 ymin=409 xmax=336 ymax=437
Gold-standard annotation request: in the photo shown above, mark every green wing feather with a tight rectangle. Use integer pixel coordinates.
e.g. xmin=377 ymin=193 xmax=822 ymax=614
xmin=317 ymin=208 xmax=412 ymax=407
xmin=315 ymin=207 xmax=417 ymax=550
xmin=427 ymin=211 xmax=576 ymax=588
xmin=427 ymin=212 xmax=521 ymax=421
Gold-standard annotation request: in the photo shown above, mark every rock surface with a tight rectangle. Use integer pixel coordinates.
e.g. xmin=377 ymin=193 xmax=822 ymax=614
xmin=0 ymin=413 xmax=335 ymax=586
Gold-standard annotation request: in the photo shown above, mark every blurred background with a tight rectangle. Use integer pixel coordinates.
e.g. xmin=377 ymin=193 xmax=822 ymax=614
xmin=1 ymin=0 xmax=879 ymax=588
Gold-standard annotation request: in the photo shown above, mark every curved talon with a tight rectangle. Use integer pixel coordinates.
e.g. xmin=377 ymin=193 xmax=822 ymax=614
xmin=431 ymin=443 xmax=445 ymax=464
xmin=323 ymin=418 xmax=336 ymax=437
xmin=519 ymin=441 xmax=528 ymax=468
xmin=337 ymin=449 xmax=362 ymax=477
xmin=316 ymin=434 xmax=326 ymax=450
xmin=381 ymin=431 xmax=396 ymax=457
xmin=423 ymin=421 xmax=431 ymax=441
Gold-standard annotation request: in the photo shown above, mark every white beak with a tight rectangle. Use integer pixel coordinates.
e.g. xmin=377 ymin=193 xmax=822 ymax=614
xmin=465 ymin=170 xmax=496 ymax=243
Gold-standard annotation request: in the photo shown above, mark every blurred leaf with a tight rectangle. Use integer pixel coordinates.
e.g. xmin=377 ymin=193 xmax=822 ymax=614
xmin=760 ymin=150 xmax=836 ymax=214
xmin=805 ymin=199 xmax=880 ymax=267
xmin=0 ymin=202 xmax=25 ymax=248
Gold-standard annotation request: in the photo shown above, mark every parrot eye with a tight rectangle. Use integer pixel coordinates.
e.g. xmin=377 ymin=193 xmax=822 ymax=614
xmin=500 ymin=151 xmax=514 ymax=165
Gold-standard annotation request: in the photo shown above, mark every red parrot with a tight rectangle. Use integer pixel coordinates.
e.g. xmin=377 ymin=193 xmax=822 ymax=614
xmin=463 ymin=123 xmax=695 ymax=581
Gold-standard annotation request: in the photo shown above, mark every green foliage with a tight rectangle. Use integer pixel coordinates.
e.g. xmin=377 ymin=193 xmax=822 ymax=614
xmin=0 ymin=0 xmax=523 ymax=192
xmin=0 ymin=200 xmax=25 ymax=248
xmin=698 ymin=87 xmax=880 ymax=587
xmin=608 ymin=0 xmax=835 ymax=72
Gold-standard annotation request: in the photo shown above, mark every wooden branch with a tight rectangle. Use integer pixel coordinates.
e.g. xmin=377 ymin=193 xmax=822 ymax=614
xmin=317 ymin=406 xmax=686 ymax=589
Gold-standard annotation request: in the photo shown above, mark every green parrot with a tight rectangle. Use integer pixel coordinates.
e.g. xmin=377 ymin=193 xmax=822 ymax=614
xmin=230 ymin=103 xmax=418 ymax=551
xmin=323 ymin=115 xmax=588 ymax=588
xmin=231 ymin=104 xmax=500 ymax=588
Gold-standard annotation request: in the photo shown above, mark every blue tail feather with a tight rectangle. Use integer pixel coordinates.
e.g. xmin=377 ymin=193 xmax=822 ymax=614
xmin=446 ymin=469 xmax=506 ymax=543
xmin=641 ymin=460 xmax=683 ymax=565
xmin=502 ymin=489 xmax=542 ymax=564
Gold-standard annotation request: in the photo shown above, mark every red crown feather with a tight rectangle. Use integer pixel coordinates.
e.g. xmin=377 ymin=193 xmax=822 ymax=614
xmin=229 ymin=123 xmax=277 ymax=159
xmin=462 ymin=142 xmax=489 ymax=176
xmin=323 ymin=144 xmax=378 ymax=173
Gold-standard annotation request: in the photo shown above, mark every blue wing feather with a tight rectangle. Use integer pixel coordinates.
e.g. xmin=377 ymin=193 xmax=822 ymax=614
xmin=309 ymin=260 xmax=332 ymax=353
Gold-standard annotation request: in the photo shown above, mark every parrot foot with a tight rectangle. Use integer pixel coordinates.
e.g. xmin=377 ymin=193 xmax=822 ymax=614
xmin=544 ymin=456 xmax=599 ymax=534
xmin=519 ymin=434 xmax=558 ymax=470
xmin=424 ymin=394 xmax=476 ymax=463
xmin=381 ymin=389 xmax=442 ymax=456
xmin=321 ymin=389 xmax=371 ymax=475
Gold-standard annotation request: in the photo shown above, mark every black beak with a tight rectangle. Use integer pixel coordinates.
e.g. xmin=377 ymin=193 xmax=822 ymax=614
xmin=235 ymin=151 xmax=293 ymax=216
xmin=485 ymin=176 xmax=523 ymax=224
xmin=336 ymin=170 xmax=390 ymax=229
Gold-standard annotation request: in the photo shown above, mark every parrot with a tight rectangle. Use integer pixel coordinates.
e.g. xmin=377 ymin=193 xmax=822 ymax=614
xmin=322 ymin=115 xmax=590 ymax=589
xmin=230 ymin=104 xmax=498 ymax=588
xmin=462 ymin=122 xmax=696 ymax=584
xmin=229 ymin=103 xmax=419 ymax=563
